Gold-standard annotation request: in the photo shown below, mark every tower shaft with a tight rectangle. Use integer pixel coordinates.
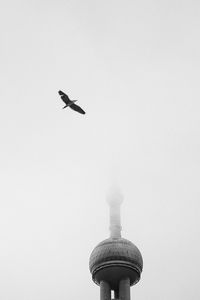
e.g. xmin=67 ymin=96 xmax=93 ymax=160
xmin=119 ymin=278 xmax=130 ymax=300
xmin=100 ymin=281 xmax=111 ymax=300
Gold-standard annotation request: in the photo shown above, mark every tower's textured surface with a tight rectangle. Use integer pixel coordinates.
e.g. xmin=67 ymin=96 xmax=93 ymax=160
xmin=89 ymin=237 xmax=143 ymax=289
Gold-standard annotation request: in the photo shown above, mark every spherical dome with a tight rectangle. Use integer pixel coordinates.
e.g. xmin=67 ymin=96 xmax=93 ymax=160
xmin=89 ymin=238 xmax=143 ymax=289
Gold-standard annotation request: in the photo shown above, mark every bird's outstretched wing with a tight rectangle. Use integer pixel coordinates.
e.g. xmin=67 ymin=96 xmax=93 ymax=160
xmin=58 ymin=90 xmax=70 ymax=105
xmin=70 ymin=103 xmax=86 ymax=114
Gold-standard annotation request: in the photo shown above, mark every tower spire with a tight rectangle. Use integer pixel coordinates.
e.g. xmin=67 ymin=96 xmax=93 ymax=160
xmin=107 ymin=190 xmax=123 ymax=238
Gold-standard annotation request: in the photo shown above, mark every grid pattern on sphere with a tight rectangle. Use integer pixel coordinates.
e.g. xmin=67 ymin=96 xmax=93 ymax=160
xmin=89 ymin=238 xmax=143 ymax=274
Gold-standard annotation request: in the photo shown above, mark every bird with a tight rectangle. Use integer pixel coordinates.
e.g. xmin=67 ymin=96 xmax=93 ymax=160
xmin=58 ymin=90 xmax=85 ymax=114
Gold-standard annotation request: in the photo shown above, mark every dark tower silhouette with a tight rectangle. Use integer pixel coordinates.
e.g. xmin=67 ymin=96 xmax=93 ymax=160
xmin=89 ymin=191 xmax=143 ymax=300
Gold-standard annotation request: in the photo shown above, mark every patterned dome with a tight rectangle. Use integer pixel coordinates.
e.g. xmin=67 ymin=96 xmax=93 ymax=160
xmin=89 ymin=237 xmax=143 ymax=288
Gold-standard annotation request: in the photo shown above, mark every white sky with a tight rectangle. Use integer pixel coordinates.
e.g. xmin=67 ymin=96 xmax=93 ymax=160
xmin=0 ymin=0 xmax=200 ymax=299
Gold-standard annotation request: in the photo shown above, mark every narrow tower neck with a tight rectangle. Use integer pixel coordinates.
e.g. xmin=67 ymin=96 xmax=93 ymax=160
xmin=107 ymin=192 xmax=123 ymax=239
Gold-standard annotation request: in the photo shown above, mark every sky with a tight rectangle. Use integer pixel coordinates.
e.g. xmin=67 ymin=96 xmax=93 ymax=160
xmin=0 ymin=0 xmax=200 ymax=299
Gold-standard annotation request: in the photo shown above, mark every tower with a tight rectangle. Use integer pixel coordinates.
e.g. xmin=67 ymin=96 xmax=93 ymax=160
xmin=89 ymin=191 xmax=143 ymax=300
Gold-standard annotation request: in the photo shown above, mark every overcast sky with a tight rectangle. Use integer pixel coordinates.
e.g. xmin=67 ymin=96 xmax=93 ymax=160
xmin=0 ymin=0 xmax=200 ymax=299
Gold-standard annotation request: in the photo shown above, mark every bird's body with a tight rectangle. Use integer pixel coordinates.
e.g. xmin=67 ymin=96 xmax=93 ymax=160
xmin=58 ymin=90 xmax=85 ymax=114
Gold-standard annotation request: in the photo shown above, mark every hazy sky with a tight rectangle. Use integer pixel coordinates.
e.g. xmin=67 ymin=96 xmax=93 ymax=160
xmin=1 ymin=0 xmax=200 ymax=299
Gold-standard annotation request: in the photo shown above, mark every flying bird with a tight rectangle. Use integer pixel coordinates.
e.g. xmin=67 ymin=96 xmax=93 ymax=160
xmin=58 ymin=90 xmax=85 ymax=114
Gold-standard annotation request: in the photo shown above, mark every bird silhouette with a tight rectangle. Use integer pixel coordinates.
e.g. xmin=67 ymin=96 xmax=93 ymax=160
xmin=58 ymin=90 xmax=86 ymax=114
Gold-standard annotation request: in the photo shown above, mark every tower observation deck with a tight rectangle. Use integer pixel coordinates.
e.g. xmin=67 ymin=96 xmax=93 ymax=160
xmin=89 ymin=191 xmax=143 ymax=300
